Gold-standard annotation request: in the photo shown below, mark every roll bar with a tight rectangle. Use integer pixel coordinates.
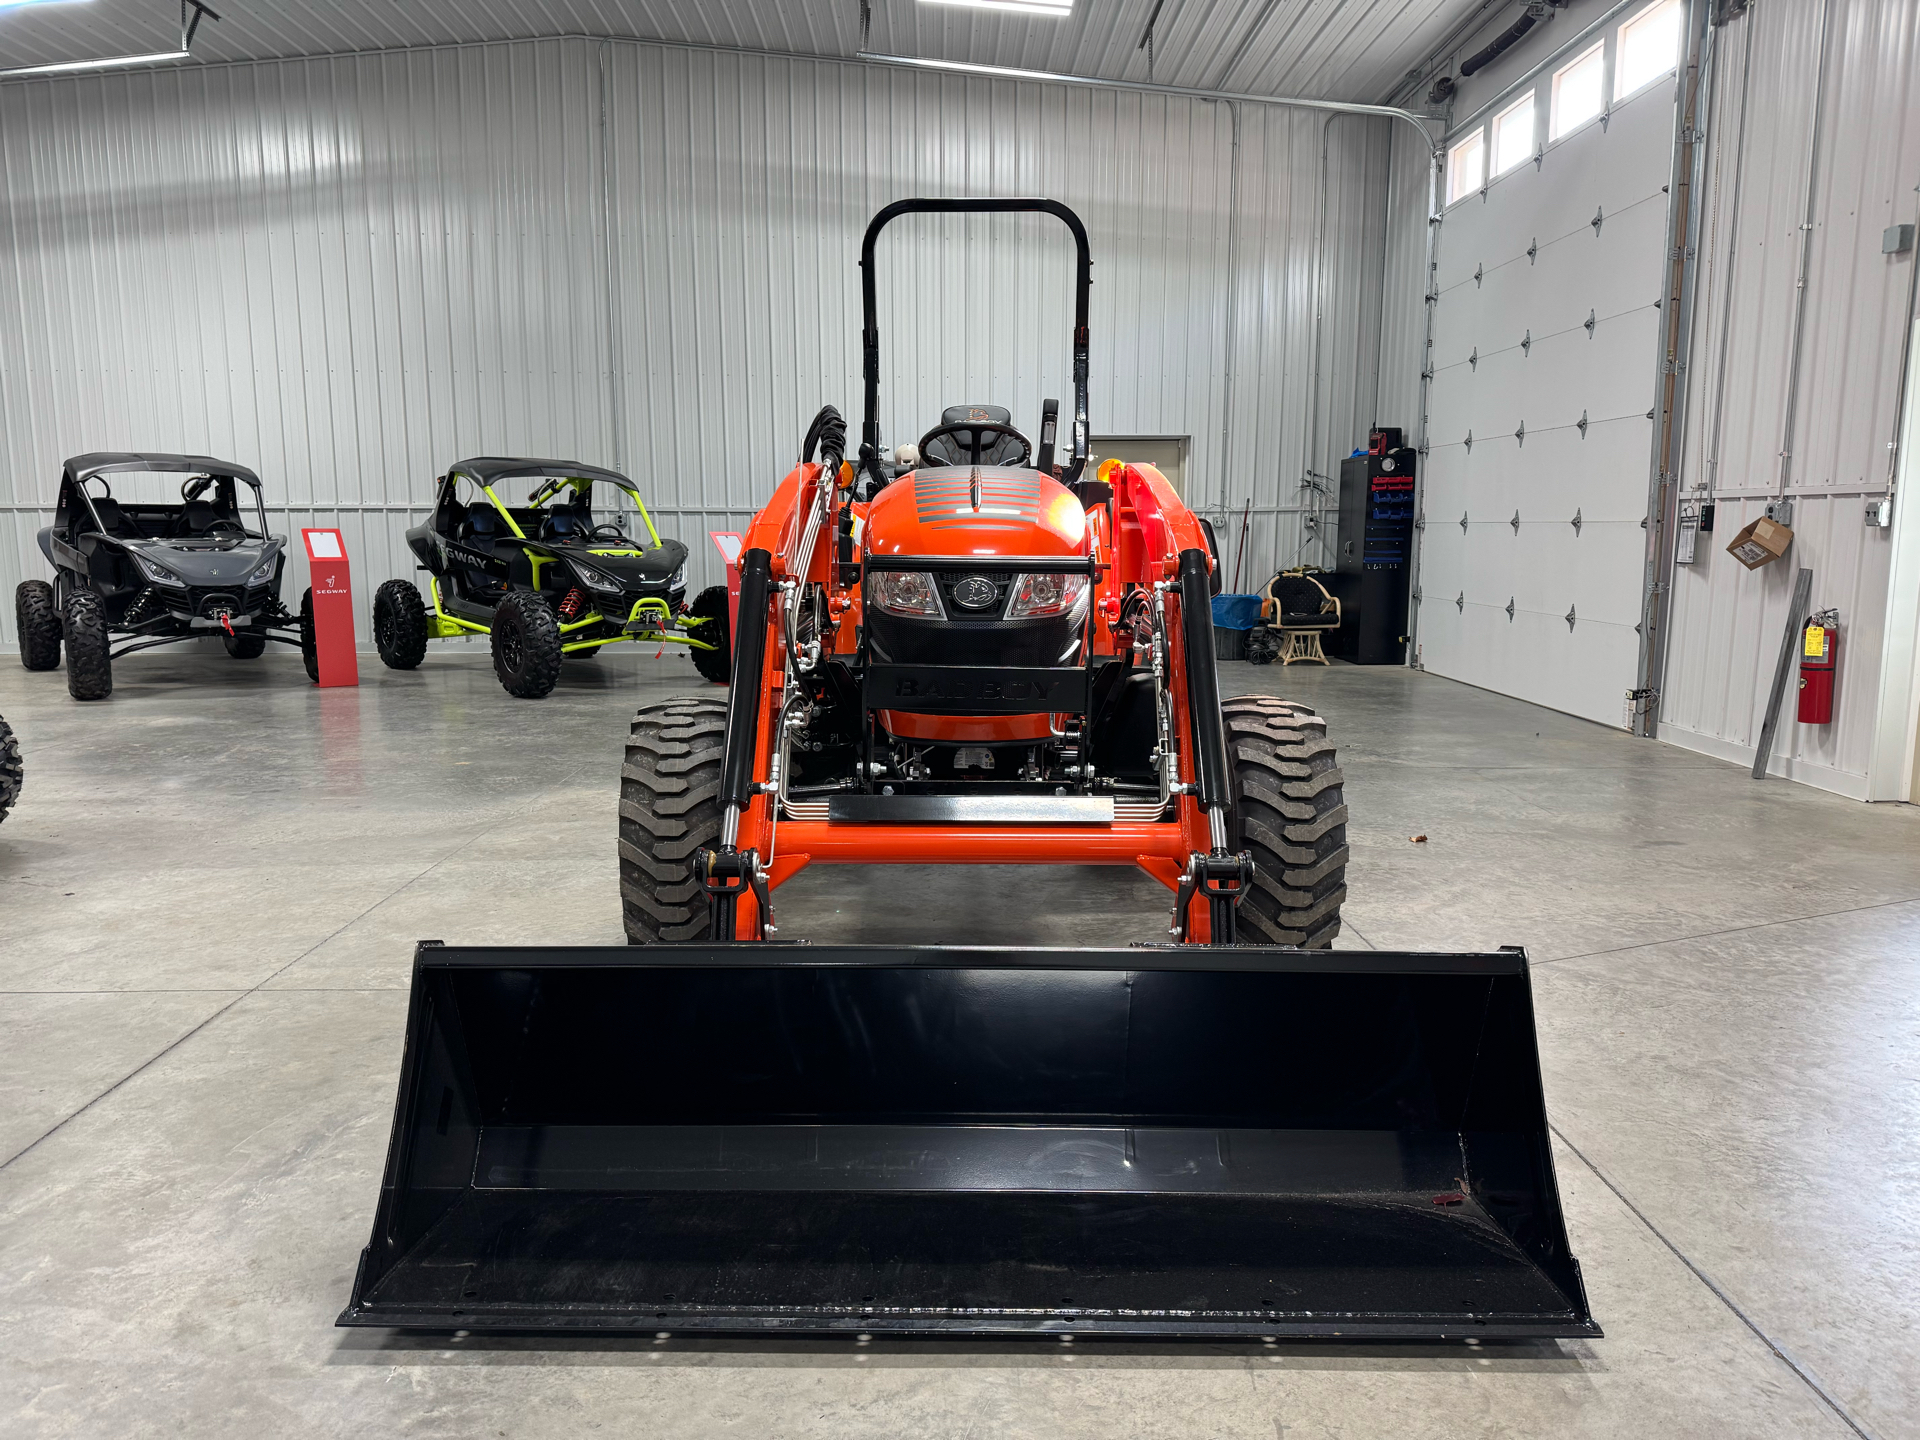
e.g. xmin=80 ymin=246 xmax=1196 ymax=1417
xmin=859 ymin=197 xmax=1092 ymax=483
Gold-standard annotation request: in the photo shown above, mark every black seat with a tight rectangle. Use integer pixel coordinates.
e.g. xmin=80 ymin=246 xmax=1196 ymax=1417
xmin=1265 ymin=572 xmax=1340 ymax=630
xmin=922 ymin=404 xmax=1028 ymax=467
xmin=177 ymin=499 xmax=216 ymax=536
xmin=460 ymin=503 xmax=499 ymax=544
xmin=87 ymin=496 xmax=142 ymax=540
xmin=541 ymin=505 xmax=591 ymax=543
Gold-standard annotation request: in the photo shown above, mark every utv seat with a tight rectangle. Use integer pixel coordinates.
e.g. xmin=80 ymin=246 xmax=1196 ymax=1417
xmin=174 ymin=499 xmax=217 ymax=537
xmin=541 ymin=506 xmax=592 ymax=544
xmin=85 ymin=496 xmax=146 ymax=541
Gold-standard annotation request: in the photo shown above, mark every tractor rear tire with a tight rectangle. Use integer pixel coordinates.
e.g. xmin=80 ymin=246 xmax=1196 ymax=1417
xmin=62 ymin=590 xmax=112 ymax=701
xmin=373 ymin=579 xmax=429 ymax=670
xmin=0 ymin=714 xmax=19 ymax=824
xmin=299 ymin=589 xmax=320 ymax=682
xmin=16 ymin=581 xmax=61 ymax=671
xmin=223 ymin=631 xmax=267 ymax=659
xmin=619 ymin=697 xmax=726 ymax=943
xmin=490 ymin=589 xmax=562 ymax=699
xmin=1224 ymin=695 xmax=1348 ymax=948
xmin=688 ymin=585 xmax=731 ymax=684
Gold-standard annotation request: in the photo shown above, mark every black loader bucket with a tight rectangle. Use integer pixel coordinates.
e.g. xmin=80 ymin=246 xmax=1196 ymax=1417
xmin=338 ymin=944 xmax=1597 ymax=1340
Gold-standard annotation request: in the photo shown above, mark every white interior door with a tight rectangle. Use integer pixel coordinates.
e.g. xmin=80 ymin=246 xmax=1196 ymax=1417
xmin=1417 ymin=84 xmax=1674 ymax=726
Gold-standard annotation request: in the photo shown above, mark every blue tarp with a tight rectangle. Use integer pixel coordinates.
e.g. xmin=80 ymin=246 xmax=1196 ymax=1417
xmin=1211 ymin=593 xmax=1262 ymax=631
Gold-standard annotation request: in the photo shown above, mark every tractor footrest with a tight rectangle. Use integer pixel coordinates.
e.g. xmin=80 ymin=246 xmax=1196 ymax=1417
xmin=826 ymin=794 xmax=1114 ymax=825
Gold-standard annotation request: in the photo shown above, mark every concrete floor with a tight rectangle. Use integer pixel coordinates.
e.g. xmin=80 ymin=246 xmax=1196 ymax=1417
xmin=0 ymin=646 xmax=1914 ymax=1439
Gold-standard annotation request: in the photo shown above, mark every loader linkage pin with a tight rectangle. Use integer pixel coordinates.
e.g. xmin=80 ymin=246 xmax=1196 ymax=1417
xmin=1170 ymin=849 xmax=1255 ymax=944
xmin=697 ymin=847 xmax=775 ymax=939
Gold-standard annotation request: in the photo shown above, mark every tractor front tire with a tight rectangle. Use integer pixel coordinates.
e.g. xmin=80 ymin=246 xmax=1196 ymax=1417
xmin=0 ymin=714 xmax=20 ymax=823
xmin=16 ymin=581 xmax=61 ymax=671
xmin=223 ymin=631 xmax=267 ymax=659
xmin=619 ymin=697 xmax=726 ymax=943
xmin=687 ymin=585 xmax=731 ymax=684
xmin=299 ymin=589 xmax=320 ymax=682
xmin=1224 ymin=695 xmax=1348 ymax=948
xmin=62 ymin=590 xmax=112 ymax=701
xmin=373 ymin=579 xmax=429 ymax=670
xmin=490 ymin=589 xmax=562 ymax=699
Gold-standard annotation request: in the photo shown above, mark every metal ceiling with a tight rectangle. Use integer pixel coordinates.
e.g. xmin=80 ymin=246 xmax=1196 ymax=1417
xmin=0 ymin=0 xmax=1485 ymax=103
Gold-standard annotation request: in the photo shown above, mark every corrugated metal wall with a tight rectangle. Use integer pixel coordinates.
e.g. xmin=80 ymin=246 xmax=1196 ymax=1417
xmin=0 ymin=36 xmax=1393 ymax=646
xmin=1659 ymin=0 xmax=1918 ymax=796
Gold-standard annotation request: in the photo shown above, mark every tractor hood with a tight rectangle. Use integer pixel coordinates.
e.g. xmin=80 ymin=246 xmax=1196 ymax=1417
xmin=122 ymin=536 xmax=281 ymax=586
xmin=865 ymin=466 xmax=1087 ymax=560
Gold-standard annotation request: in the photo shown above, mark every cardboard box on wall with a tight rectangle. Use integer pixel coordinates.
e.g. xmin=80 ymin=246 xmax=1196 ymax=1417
xmin=1726 ymin=515 xmax=1794 ymax=570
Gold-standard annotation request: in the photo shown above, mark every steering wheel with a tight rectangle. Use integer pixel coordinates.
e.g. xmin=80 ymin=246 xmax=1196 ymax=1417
xmin=205 ymin=518 xmax=246 ymax=537
xmin=916 ymin=421 xmax=1032 ymax=468
xmin=588 ymin=523 xmax=629 ymax=543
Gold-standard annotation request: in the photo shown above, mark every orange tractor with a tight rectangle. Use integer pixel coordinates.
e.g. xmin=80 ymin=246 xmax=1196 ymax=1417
xmin=619 ymin=196 xmax=1344 ymax=949
xmin=339 ymin=200 xmax=1594 ymax=1342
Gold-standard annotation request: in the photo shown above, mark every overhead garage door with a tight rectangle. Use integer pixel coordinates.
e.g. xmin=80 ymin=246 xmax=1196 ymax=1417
xmin=1416 ymin=75 xmax=1676 ymax=727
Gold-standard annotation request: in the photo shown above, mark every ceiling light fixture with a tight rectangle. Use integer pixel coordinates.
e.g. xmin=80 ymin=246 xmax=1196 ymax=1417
xmin=0 ymin=0 xmax=218 ymax=80
xmin=919 ymin=0 xmax=1074 ymax=17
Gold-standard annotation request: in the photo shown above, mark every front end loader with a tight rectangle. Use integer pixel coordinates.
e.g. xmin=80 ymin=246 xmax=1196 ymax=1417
xmin=340 ymin=199 xmax=1596 ymax=1342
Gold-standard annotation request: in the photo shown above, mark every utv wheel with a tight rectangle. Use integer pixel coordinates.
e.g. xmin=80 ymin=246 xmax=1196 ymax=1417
xmin=373 ymin=579 xmax=429 ymax=670
xmin=490 ymin=589 xmax=562 ymax=699
xmin=223 ymin=631 xmax=267 ymax=659
xmin=619 ymin=697 xmax=726 ymax=943
xmin=1224 ymin=695 xmax=1348 ymax=948
xmin=62 ymin=590 xmax=112 ymax=701
xmin=687 ymin=585 xmax=731 ymax=684
xmin=15 ymin=581 xmax=60 ymax=671
xmin=0 ymin=714 xmax=19 ymax=824
xmin=299 ymin=588 xmax=320 ymax=683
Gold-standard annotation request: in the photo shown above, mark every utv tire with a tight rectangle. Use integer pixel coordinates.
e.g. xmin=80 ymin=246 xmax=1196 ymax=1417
xmin=619 ymin=697 xmax=726 ymax=943
xmin=62 ymin=590 xmax=112 ymax=701
xmin=1224 ymin=695 xmax=1348 ymax=948
xmin=490 ymin=589 xmax=562 ymax=699
xmin=299 ymin=589 xmax=320 ymax=683
xmin=223 ymin=631 xmax=267 ymax=659
xmin=687 ymin=585 xmax=731 ymax=684
xmin=16 ymin=581 xmax=60 ymax=671
xmin=373 ymin=579 xmax=429 ymax=670
xmin=0 ymin=714 xmax=19 ymax=823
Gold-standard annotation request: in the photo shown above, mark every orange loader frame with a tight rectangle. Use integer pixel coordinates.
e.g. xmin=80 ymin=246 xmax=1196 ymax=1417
xmin=708 ymin=452 xmax=1236 ymax=942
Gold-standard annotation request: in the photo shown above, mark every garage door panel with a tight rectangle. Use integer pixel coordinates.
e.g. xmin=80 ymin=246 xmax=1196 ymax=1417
xmin=1531 ymin=89 xmax=1676 ymax=241
xmin=1420 ymin=72 xmax=1672 ymax=727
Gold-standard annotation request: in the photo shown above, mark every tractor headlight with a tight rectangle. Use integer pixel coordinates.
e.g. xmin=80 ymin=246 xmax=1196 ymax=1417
xmin=869 ymin=570 xmax=943 ymax=618
xmin=572 ymin=562 xmax=623 ymax=594
xmin=1006 ymin=572 xmax=1090 ymax=621
xmin=135 ymin=554 xmax=186 ymax=588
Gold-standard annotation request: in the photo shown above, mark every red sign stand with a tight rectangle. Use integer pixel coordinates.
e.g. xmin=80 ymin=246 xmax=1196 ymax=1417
xmin=301 ymin=528 xmax=359 ymax=687
xmin=710 ymin=531 xmax=744 ymax=638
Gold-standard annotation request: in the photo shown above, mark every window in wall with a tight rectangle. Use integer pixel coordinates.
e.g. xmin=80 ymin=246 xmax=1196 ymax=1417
xmin=1447 ymin=129 xmax=1485 ymax=205
xmin=1551 ymin=42 xmax=1605 ymax=140
xmin=1616 ymin=0 xmax=1681 ymax=98
xmin=1492 ymin=92 xmax=1536 ymax=176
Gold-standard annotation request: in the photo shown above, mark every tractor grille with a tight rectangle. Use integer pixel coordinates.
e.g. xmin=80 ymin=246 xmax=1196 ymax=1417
xmin=932 ymin=569 xmax=1016 ymax=618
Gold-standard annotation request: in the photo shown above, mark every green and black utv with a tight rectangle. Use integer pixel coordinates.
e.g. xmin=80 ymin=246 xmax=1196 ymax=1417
xmin=375 ymin=457 xmax=728 ymax=699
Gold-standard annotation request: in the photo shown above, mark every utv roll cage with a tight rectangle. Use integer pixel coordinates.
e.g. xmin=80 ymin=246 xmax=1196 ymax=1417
xmin=441 ymin=457 xmax=662 ymax=547
xmin=60 ymin=452 xmax=272 ymax=540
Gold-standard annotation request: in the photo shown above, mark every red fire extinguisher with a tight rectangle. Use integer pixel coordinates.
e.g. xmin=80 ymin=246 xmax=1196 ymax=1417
xmin=1797 ymin=609 xmax=1840 ymax=725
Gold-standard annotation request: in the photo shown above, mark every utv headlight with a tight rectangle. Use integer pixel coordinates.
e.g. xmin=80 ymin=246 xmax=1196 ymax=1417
xmin=1006 ymin=572 xmax=1090 ymax=620
xmin=135 ymin=554 xmax=186 ymax=588
xmin=572 ymin=562 xmax=623 ymax=594
xmin=249 ymin=557 xmax=277 ymax=584
xmin=669 ymin=564 xmax=685 ymax=589
xmin=869 ymin=570 xmax=943 ymax=618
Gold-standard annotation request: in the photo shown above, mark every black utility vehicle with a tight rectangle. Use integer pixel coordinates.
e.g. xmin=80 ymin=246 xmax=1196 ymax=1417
xmin=375 ymin=457 xmax=726 ymax=699
xmin=15 ymin=453 xmax=311 ymax=700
